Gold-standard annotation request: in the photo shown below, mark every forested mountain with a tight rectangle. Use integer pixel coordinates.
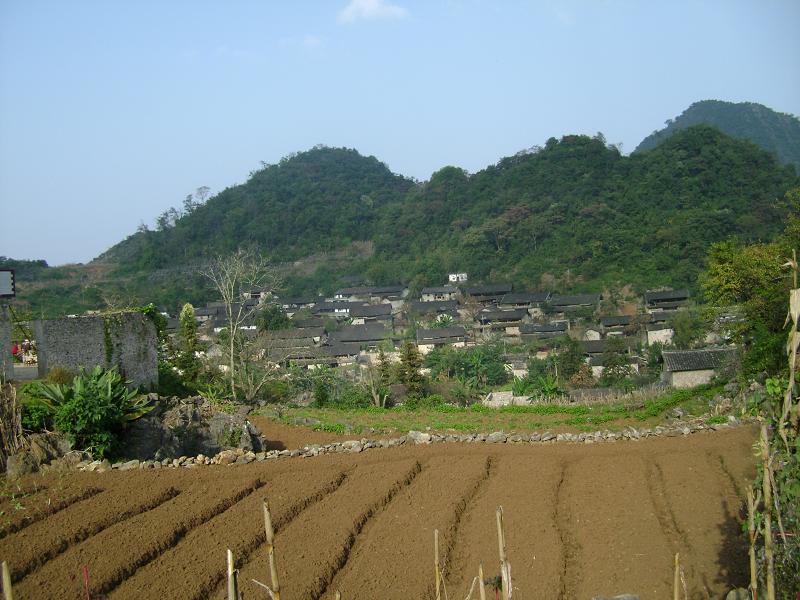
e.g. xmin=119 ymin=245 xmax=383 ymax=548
xmin=9 ymin=125 xmax=800 ymax=315
xmin=635 ymin=100 xmax=800 ymax=170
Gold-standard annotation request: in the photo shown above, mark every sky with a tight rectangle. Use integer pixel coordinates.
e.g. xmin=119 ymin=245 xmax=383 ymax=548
xmin=1 ymin=0 xmax=799 ymax=265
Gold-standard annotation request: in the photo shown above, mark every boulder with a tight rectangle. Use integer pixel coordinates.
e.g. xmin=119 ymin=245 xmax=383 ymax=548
xmin=5 ymin=452 xmax=39 ymax=478
xmin=122 ymin=395 xmax=266 ymax=460
xmin=407 ymin=431 xmax=432 ymax=445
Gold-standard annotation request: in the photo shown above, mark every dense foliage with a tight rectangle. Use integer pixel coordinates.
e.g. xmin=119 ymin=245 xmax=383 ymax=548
xmin=635 ymin=100 xmax=800 ymax=171
xmin=21 ymin=367 xmax=153 ymax=459
xmin=7 ymin=126 xmax=800 ymax=316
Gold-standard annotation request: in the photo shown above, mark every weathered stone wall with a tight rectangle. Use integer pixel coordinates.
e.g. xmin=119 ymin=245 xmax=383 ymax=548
xmin=668 ymin=368 xmax=715 ymax=389
xmin=34 ymin=312 xmax=158 ymax=389
xmin=0 ymin=305 xmax=12 ymax=381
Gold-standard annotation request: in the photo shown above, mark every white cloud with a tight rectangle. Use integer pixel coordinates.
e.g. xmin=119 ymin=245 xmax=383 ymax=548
xmin=338 ymin=0 xmax=408 ymax=24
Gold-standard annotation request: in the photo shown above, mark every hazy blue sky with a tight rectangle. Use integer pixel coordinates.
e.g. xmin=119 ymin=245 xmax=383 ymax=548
xmin=1 ymin=0 xmax=798 ymax=265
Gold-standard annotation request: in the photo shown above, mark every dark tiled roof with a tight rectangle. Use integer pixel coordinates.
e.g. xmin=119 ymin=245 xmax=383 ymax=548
xmin=287 ymin=343 xmax=363 ymax=359
xmin=644 ymin=289 xmax=690 ymax=303
xmin=279 ymin=297 xmax=318 ymax=306
xmin=314 ymin=301 xmax=365 ymax=313
xmin=266 ymin=327 xmax=325 ymax=340
xmin=649 ymin=310 xmax=678 ymax=323
xmin=580 ymin=338 xmax=637 ymax=353
xmin=408 ymin=300 xmax=458 ymax=314
xmin=500 ymin=292 xmax=551 ymax=304
xmin=549 ymin=294 xmax=601 ymax=307
xmin=464 ymin=284 xmax=512 ymax=296
xmin=421 ymin=286 xmax=458 ymax=295
xmin=416 ymin=326 xmax=467 ymax=343
xmin=478 ymin=309 xmax=528 ymax=323
xmin=329 ymin=324 xmax=388 ymax=343
xmin=520 ymin=322 xmax=568 ymax=334
xmin=600 ymin=315 xmax=633 ymax=327
xmin=662 ymin=348 xmax=737 ymax=372
xmin=350 ymin=304 xmax=392 ymax=318
xmin=292 ymin=317 xmax=326 ymax=328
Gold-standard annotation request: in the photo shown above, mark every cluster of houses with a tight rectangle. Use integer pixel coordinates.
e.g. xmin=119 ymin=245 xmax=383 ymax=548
xmin=167 ymin=277 xmax=736 ymax=389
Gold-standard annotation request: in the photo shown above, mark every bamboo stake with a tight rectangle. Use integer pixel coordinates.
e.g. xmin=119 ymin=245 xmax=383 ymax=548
xmin=435 ymin=529 xmax=441 ymax=600
xmin=747 ymin=488 xmax=759 ymax=600
xmin=335 ymin=592 xmax=341 ymax=600
xmin=478 ymin=563 xmax=487 ymax=600
xmin=496 ymin=507 xmax=510 ymax=600
xmin=760 ymin=425 xmax=775 ymax=600
xmin=227 ymin=548 xmax=239 ymax=600
xmin=1 ymin=561 xmax=13 ymax=600
xmin=263 ymin=499 xmax=281 ymax=600
xmin=672 ymin=553 xmax=680 ymax=600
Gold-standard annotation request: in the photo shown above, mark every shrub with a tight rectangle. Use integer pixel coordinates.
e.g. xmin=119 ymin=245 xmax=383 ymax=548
xmin=24 ymin=367 xmax=153 ymax=459
xmin=45 ymin=366 xmax=75 ymax=385
xmin=404 ymin=394 xmax=445 ymax=410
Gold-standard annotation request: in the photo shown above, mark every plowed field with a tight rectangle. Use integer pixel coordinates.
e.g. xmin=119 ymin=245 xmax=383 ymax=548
xmin=0 ymin=427 xmax=756 ymax=599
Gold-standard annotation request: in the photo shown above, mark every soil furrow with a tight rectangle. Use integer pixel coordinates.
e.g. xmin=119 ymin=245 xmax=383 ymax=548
xmin=310 ymin=460 xmax=422 ymax=600
xmin=15 ymin=476 xmax=265 ymax=599
xmin=322 ymin=454 xmax=490 ymax=600
xmin=554 ymin=460 xmax=580 ymax=600
xmin=111 ymin=469 xmax=348 ymax=600
xmin=2 ymin=484 xmax=180 ymax=582
xmin=0 ymin=485 xmax=103 ymax=539
xmin=233 ymin=458 xmax=423 ymax=600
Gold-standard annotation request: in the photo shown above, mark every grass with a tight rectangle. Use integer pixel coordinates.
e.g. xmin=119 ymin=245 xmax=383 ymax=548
xmin=263 ymin=384 xmax=725 ymax=436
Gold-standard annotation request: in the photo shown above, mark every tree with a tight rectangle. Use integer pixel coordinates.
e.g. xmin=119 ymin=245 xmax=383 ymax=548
xmin=399 ymin=341 xmax=425 ymax=397
xmin=668 ymin=308 xmax=705 ymax=349
xmin=257 ymin=303 xmax=292 ymax=331
xmin=205 ymin=249 xmax=281 ymax=400
xmin=175 ymin=303 xmax=202 ymax=382
xmin=599 ymin=336 xmax=632 ymax=386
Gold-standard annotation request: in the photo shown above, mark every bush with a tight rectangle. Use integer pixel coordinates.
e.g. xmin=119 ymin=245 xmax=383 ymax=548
xmin=45 ymin=366 xmax=75 ymax=385
xmin=24 ymin=367 xmax=153 ymax=459
xmin=21 ymin=399 xmax=52 ymax=431
xmin=404 ymin=394 xmax=445 ymax=410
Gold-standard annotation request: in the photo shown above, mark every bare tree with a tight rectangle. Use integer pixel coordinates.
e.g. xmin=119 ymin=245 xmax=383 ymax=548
xmin=205 ymin=249 xmax=281 ymax=400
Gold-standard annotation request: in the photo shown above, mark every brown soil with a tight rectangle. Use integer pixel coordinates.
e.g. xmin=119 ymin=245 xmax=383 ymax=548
xmin=248 ymin=414 xmax=345 ymax=450
xmin=0 ymin=426 xmax=757 ymax=600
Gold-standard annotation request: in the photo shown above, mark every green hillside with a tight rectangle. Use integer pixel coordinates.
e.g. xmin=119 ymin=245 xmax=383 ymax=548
xmin=7 ymin=126 xmax=800 ymax=316
xmin=635 ymin=100 xmax=800 ymax=170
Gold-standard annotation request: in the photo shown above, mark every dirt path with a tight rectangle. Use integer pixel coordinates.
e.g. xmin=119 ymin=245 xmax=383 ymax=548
xmin=1 ymin=426 xmax=757 ymax=599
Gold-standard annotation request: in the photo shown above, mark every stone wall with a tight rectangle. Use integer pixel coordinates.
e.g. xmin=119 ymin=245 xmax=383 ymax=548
xmin=34 ymin=312 xmax=158 ymax=389
xmin=0 ymin=306 xmax=12 ymax=381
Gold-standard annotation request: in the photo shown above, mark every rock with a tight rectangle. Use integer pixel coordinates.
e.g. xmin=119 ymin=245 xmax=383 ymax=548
xmin=725 ymin=589 xmax=749 ymax=600
xmin=487 ymin=431 xmax=507 ymax=443
xmin=119 ymin=459 xmax=140 ymax=471
xmin=407 ymin=431 xmax=432 ymax=445
xmin=723 ymin=381 xmax=740 ymax=396
xmin=217 ymin=450 xmax=238 ymax=465
xmin=342 ymin=440 xmax=363 ymax=453
xmin=591 ymin=596 xmax=639 ymax=600
xmin=541 ymin=431 xmax=555 ymax=442
xmin=5 ymin=452 xmax=39 ymax=478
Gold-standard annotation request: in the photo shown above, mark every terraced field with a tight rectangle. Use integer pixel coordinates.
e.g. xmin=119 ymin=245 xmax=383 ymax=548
xmin=0 ymin=426 xmax=756 ymax=599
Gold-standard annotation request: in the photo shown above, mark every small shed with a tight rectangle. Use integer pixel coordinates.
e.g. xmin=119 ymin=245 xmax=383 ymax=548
xmin=662 ymin=348 xmax=738 ymax=388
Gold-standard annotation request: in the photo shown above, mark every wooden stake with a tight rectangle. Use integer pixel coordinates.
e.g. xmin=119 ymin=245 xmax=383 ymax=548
xmin=478 ymin=563 xmax=487 ymax=600
xmin=335 ymin=592 xmax=341 ymax=600
xmin=263 ymin=499 xmax=281 ymax=600
xmin=760 ymin=425 xmax=775 ymax=600
xmin=434 ymin=528 xmax=441 ymax=600
xmin=1 ymin=561 xmax=13 ymax=600
xmin=747 ymin=488 xmax=759 ymax=600
xmin=672 ymin=553 xmax=680 ymax=600
xmin=227 ymin=549 xmax=239 ymax=600
xmin=496 ymin=507 xmax=510 ymax=600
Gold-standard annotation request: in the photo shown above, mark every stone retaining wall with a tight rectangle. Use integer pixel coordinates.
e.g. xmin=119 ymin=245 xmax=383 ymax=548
xmin=55 ymin=414 xmax=750 ymax=474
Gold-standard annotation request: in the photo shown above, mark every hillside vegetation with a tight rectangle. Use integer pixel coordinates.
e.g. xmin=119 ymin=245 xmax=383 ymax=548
xmin=635 ymin=100 xmax=800 ymax=170
xmin=6 ymin=125 xmax=800 ymax=315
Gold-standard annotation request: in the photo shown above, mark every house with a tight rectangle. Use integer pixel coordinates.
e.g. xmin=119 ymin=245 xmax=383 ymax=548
xmin=333 ymin=286 xmax=407 ymax=303
xmin=549 ymin=294 xmax=601 ymax=313
xmin=588 ymin=356 xmax=640 ymax=379
xmin=476 ymin=308 xmax=528 ymax=336
xmin=279 ymin=297 xmax=318 ymax=312
xmin=520 ymin=322 xmax=568 ymax=342
xmin=328 ymin=323 xmax=389 ymax=349
xmin=661 ymin=348 xmax=737 ymax=388
xmin=284 ymin=342 xmax=363 ymax=368
xmin=448 ymin=273 xmax=468 ymax=283
xmin=579 ymin=338 xmax=637 ymax=357
xmin=408 ymin=300 xmax=459 ymax=317
xmin=263 ymin=327 xmax=325 ymax=349
xmin=313 ymin=301 xmax=365 ymax=317
xmin=416 ymin=326 xmax=467 ymax=355
xmin=644 ymin=289 xmax=690 ymax=312
xmin=463 ymin=284 xmax=512 ymax=304
xmin=421 ymin=286 xmax=459 ymax=302
xmin=291 ymin=317 xmax=326 ymax=328
xmin=498 ymin=292 xmax=551 ymax=316
xmin=647 ymin=323 xmax=675 ymax=346
xmin=349 ymin=304 xmax=393 ymax=325
xmin=503 ymin=353 xmax=529 ymax=379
